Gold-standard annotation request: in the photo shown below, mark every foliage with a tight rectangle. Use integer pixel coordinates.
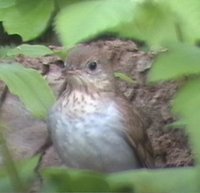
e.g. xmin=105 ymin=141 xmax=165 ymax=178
xmin=55 ymin=0 xmax=136 ymax=47
xmin=42 ymin=168 xmax=110 ymax=192
xmin=0 ymin=64 xmax=55 ymax=119
xmin=149 ymin=43 xmax=200 ymax=81
xmin=0 ymin=0 xmax=200 ymax=193
xmin=41 ymin=167 xmax=198 ymax=193
xmin=0 ymin=135 xmax=39 ymax=193
xmin=114 ymin=72 xmax=135 ymax=84
xmin=54 ymin=0 xmax=200 ymax=48
xmin=0 ymin=0 xmax=55 ymax=41
xmin=1 ymin=0 xmax=200 ymax=47
xmin=6 ymin=44 xmax=53 ymax=58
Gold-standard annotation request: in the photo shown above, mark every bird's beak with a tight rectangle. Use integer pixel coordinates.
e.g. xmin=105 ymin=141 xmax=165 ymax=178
xmin=63 ymin=61 xmax=82 ymax=76
xmin=61 ymin=68 xmax=78 ymax=77
xmin=66 ymin=69 xmax=82 ymax=76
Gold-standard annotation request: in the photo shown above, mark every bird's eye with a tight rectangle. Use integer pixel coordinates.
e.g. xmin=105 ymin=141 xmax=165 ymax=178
xmin=88 ymin=61 xmax=97 ymax=71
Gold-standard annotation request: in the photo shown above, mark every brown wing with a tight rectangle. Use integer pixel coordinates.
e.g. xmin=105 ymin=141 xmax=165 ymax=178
xmin=115 ymin=95 xmax=155 ymax=168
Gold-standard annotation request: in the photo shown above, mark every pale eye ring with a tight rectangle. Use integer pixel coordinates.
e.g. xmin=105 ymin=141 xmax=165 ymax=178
xmin=88 ymin=61 xmax=97 ymax=71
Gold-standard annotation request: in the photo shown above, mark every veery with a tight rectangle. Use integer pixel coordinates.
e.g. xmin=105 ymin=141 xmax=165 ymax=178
xmin=48 ymin=45 xmax=154 ymax=172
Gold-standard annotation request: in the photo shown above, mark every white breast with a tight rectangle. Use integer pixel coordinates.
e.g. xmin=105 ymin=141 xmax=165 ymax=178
xmin=48 ymin=91 xmax=141 ymax=172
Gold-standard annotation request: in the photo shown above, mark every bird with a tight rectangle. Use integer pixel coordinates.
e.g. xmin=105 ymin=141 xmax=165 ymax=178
xmin=47 ymin=44 xmax=154 ymax=173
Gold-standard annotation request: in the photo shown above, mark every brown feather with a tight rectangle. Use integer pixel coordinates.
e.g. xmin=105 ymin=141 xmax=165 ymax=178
xmin=115 ymin=95 xmax=155 ymax=168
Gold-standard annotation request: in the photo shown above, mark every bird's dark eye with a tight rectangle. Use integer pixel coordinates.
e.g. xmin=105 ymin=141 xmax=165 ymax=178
xmin=88 ymin=61 xmax=97 ymax=71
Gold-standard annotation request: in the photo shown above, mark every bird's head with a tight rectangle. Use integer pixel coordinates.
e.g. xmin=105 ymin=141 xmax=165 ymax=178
xmin=64 ymin=45 xmax=115 ymax=92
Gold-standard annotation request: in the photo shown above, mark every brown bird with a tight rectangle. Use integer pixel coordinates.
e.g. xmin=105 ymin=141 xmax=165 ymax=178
xmin=48 ymin=45 xmax=154 ymax=172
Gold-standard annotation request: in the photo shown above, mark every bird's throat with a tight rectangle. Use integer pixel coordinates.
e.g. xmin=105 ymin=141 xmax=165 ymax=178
xmin=60 ymin=87 xmax=102 ymax=119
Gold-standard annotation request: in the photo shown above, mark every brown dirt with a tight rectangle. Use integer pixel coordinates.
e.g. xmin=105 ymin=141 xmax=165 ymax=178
xmin=0 ymin=39 xmax=194 ymax=171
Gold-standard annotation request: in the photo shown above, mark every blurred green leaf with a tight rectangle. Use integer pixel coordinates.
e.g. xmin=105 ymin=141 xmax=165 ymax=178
xmin=42 ymin=168 xmax=71 ymax=192
xmin=42 ymin=168 xmax=109 ymax=193
xmin=0 ymin=0 xmax=15 ymax=8
xmin=53 ymin=49 xmax=68 ymax=61
xmin=182 ymin=116 xmax=200 ymax=164
xmin=107 ymin=167 xmax=197 ymax=193
xmin=2 ymin=0 xmax=54 ymax=41
xmin=0 ymin=46 xmax=15 ymax=58
xmin=7 ymin=44 xmax=53 ymax=57
xmin=0 ymin=130 xmax=25 ymax=192
xmin=173 ymin=78 xmax=200 ymax=117
xmin=54 ymin=0 xmax=200 ymax=48
xmin=149 ymin=43 xmax=200 ymax=82
xmin=0 ymin=64 xmax=56 ymax=119
xmin=114 ymin=71 xmax=135 ymax=84
xmin=173 ymin=77 xmax=200 ymax=163
xmin=113 ymin=0 xmax=200 ymax=47
xmin=70 ymin=172 xmax=109 ymax=192
xmin=112 ymin=1 xmax=178 ymax=49
xmin=42 ymin=167 xmax=199 ymax=193
xmin=56 ymin=0 xmax=82 ymax=9
xmin=167 ymin=119 xmax=186 ymax=129
xmin=55 ymin=0 xmax=137 ymax=47
xmin=0 ymin=157 xmax=38 ymax=193
xmin=18 ymin=156 xmax=39 ymax=184
xmin=167 ymin=0 xmax=200 ymax=44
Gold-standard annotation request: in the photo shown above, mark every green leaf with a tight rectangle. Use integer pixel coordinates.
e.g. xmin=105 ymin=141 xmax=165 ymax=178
xmin=42 ymin=168 xmax=109 ymax=193
xmin=112 ymin=1 xmax=178 ymax=49
xmin=114 ymin=71 xmax=135 ymax=84
xmin=2 ymin=0 xmax=55 ymax=41
xmin=18 ymin=157 xmax=39 ymax=184
xmin=0 ymin=0 xmax=15 ymax=8
xmin=167 ymin=0 xmax=200 ymax=44
xmin=173 ymin=78 xmax=200 ymax=117
xmin=173 ymin=77 xmax=200 ymax=163
xmin=107 ymin=167 xmax=197 ymax=193
xmin=0 ymin=64 xmax=56 ymax=119
xmin=42 ymin=168 xmax=71 ymax=192
xmin=55 ymin=0 xmax=81 ymax=9
xmin=149 ymin=43 xmax=200 ymax=82
xmin=16 ymin=157 xmax=39 ymax=192
xmin=0 ymin=157 xmax=38 ymax=193
xmin=0 ymin=46 xmax=15 ymax=58
xmin=7 ymin=44 xmax=53 ymax=57
xmin=53 ymin=49 xmax=68 ymax=61
xmin=70 ymin=172 xmax=109 ymax=192
xmin=55 ymin=0 xmax=137 ymax=46
xmin=167 ymin=119 xmax=186 ymax=129
xmin=42 ymin=167 xmax=200 ymax=193
xmin=111 ymin=0 xmax=200 ymax=47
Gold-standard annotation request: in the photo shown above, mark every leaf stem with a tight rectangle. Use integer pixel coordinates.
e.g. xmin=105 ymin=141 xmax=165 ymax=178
xmin=175 ymin=22 xmax=184 ymax=42
xmin=0 ymin=129 xmax=25 ymax=192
